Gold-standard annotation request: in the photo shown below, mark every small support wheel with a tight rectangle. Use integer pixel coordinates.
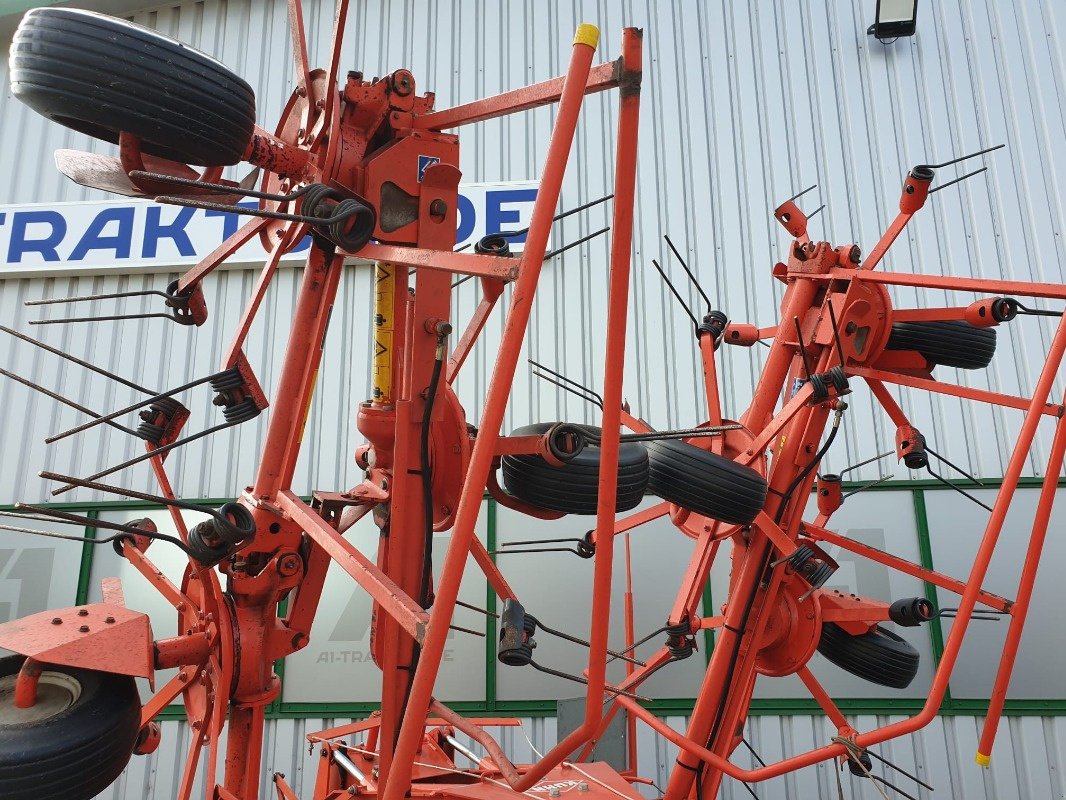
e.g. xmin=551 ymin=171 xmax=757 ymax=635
xmin=10 ymin=8 xmax=256 ymax=165
xmin=500 ymin=423 xmax=649 ymax=515
xmin=816 ymin=622 xmax=920 ymax=689
xmin=886 ymin=320 xmax=997 ymax=370
xmin=0 ymin=654 xmax=141 ymax=800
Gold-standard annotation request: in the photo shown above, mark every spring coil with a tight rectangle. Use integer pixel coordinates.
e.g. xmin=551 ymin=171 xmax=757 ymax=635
xmin=135 ymin=422 xmax=165 ymax=444
xmin=222 ymin=397 xmax=261 ymax=424
xmin=665 ymin=620 xmax=695 ymax=660
xmin=210 ymin=368 xmax=244 ymax=392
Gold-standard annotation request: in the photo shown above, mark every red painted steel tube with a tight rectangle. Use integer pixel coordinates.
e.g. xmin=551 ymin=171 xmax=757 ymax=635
xmin=414 ymin=62 xmax=620 ymax=130
xmin=852 ymin=366 xmax=1064 ymax=416
xmin=177 ymin=217 xmax=268 ymax=293
xmin=508 ymin=29 xmax=642 ymax=790
xmin=840 ymin=268 xmax=1066 ymax=301
xmin=380 ymin=29 xmax=606 ymax=800
xmin=860 ymin=211 xmax=913 ymax=272
xmin=357 ymin=243 xmax=518 ymax=281
xmin=698 ymin=334 xmax=723 ymax=430
xmin=252 ymin=246 xmax=340 ymax=496
xmin=803 ymin=523 xmax=1012 ymax=613
xmin=277 ymin=491 xmax=428 ymax=641
xmin=427 ymin=700 xmax=521 ymax=785
xmin=977 ymin=388 xmax=1066 ymax=764
xmin=796 ymin=666 xmax=851 ymax=732
xmin=864 ymin=377 xmax=911 ymax=428
xmin=13 ymin=657 xmax=42 ymax=709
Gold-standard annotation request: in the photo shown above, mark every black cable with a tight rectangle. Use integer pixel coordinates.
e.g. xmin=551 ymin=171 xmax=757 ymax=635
xmin=419 ymin=336 xmax=447 ymax=609
xmin=705 ymin=409 xmax=845 ymax=751
xmin=397 ymin=331 xmax=448 ymax=749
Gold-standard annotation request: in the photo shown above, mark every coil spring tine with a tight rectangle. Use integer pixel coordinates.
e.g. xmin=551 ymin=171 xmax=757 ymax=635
xmin=0 ymin=368 xmax=142 ymax=439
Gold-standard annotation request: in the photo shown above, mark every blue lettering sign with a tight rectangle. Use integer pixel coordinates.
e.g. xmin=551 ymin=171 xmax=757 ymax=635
xmin=7 ymin=211 xmax=67 ymax=263
xmin=455 ymin=194 xmax=475 ymax=244
xmin=69 ymin=207 xmax=134 ymax=260
xmin=142 ymin=206 xmax=195 ymax=258
xmin=485 ymin=188 xmax=537 ymax=243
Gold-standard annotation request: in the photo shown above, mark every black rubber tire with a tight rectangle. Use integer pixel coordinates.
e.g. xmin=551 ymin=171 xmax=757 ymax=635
xmin=10 ymin=8 xmax=256 ymax=166
xmin=886 ymin=320 xmax=996 ymax=370
xmin=816 ymin=622 xmax=920 ymax=689
xmin=0 ymin=654 xmax=141 ymax=800
xmin=501 ymin=423 xmax=649 ymax=514
xmin=645 ymin=439 xmax=767 ymax=525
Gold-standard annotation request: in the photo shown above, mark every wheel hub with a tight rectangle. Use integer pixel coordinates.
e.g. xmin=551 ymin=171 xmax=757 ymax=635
xmin=0 ymin=671 xmax=81 ymax=725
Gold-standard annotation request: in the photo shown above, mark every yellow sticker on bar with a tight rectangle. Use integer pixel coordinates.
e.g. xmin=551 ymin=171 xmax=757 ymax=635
xmin=574 ymin=23 xmax=599 ymax=49
xmin=975 ymin=752 xmax=991 ymax=767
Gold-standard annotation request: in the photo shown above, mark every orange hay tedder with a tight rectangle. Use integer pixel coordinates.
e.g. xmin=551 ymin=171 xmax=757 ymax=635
xmin=0 ymin=3 xmax=1063 ymax=800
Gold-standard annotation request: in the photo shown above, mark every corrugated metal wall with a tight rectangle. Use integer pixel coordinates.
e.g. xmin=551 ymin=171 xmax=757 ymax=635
xmin=1 ymin=0 xmax=1065 ymax=798
xmin=1 ymin=0 xmax=1065 ymax=497
xmin=98 ymin=714 xmax=1066 ymax=800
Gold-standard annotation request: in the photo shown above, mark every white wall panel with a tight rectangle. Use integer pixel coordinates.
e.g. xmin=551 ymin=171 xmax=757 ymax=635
xmin=96 ymin=712 xmax=1066 ymax=800
xmin=0 ymin=0 xmax=1063 ymax=492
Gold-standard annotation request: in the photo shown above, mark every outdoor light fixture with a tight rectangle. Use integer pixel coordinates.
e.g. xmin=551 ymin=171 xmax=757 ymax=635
xmin=867 ymin=0 xmax=918 ymax=41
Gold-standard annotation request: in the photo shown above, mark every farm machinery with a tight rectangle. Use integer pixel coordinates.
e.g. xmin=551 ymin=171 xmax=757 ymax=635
xmin=0 ymin=3 xmax=1064 ymax=800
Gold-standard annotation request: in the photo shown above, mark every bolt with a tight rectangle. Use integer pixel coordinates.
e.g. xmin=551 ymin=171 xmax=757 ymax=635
xmin=105 ymin=616 xmax=115 ymax=624
xmin=78 ymin=609 xmax=89 ymax=617
xmin=321 ymin=748 xmax=329 ymax=757
xmin=192 ymin=720 xmax=201 ymax=730
xmin=845 ymin=321 xmax=857 ymax=335
xmin=549 ymin=790 xmax=561 ymax=798
xmin=51 ymin=617 xmax=62 ymax=625
xmin=849 ymin=245 xmax=862 ymax=263
xmin=79 ymin=625 xmax=90 ymax=632
xmin=577 ymin=783 xmax=590 ymax=792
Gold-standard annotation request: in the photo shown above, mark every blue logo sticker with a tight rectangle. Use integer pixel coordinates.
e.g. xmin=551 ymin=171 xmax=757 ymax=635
xmin=417 ymin=155 xmax=441 ymax=182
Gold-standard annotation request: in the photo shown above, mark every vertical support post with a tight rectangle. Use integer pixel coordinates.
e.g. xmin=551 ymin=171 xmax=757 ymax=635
xmin=380 ymin=25 xmax=636 ymax=800
xmin=252 ymin=244 xmax=344 ymax=497
xmin=976 ymin=388 xmax=1066 ymax=765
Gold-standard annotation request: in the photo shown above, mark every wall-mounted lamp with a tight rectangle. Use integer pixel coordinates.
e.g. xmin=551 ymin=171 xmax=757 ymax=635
xmin=867 ymin=0 xmax=918 ymax=41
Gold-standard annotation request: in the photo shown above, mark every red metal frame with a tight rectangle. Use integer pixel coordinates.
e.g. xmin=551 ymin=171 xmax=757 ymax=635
xmin=2 ymin=3 xmax=1065 ymax=800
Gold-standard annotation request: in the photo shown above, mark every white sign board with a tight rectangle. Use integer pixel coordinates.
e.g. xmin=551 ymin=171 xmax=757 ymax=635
xmin=0 ymin=181 xmax=538 ymax=278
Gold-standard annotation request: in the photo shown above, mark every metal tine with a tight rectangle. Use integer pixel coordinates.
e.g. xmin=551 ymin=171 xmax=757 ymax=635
xmin=532 ymin=371 xmax=604 ymax=410
xmin=925 ymin=463 xmax=993 ymax=512
xmin=543 ymin=225 xmax=609 ymax=260
xmin=866 ymin=748 xmax=936 ymax=792
xmin=129 ymin=169 xmax=315 ymax=203
xmin=664 ymin=234 xmax=713 ymax=310
xmin=525 ymin=660 xmax=650 ymax=702
xmin=0 ymin=368 xmax=142 ymax=438
xmin=155 ymin=195 xmax=351 ymax=226
xmin=451 ymin=274 xmax=475 ymax=289
xmin=499 ymin=537 xmax=586 ymax=548
xmin=29 ymin=311 xmax=186 ymax=326
xmin=794 ymin=317 xmax=814 ymax=381
xmin=46 ymin=369 xmax=224 ymax=444
xmin=607 ymin=624 xmax=669 ymax=660
xmin=532 ymin=615 xmax=645 ymax=666
xmin=825 ymin=299 xmax=847 ymax=368
xmin=807 ymin=203 xmax=826 ymax=219
xmin=489 ymin=545 xmax=582 ymax=557
xmin=0 ymin=324 xmax=155 ymax=394
xmin=928 ymin=167 xmax=988 ymax=195
xmin=494 ymin=193 xmax=614 ymax=240
xmin=651 ymin=259 xmax=700 ymax=330
xmin=455 ymin=599 xmax=498 ymax=618
xmin=838 ymin=450 xmax=894 ymax=477
xmin=868 ymin=773 xmax=920 ymax=800
xmin=927 ymin=445 xmax=985 ymax=486
xmin=842 ymin=473 xmax=895 ymax=499
xmin=7 ymin=506 xmax=191 ymax=553
xmin=39 ymin=470 xmax=223 ymax=518
xmin=26 ymin=288 xmax=171 ymax=306
xmin=528 ymin=359 xmax=605 ymax=407
xmin=14 ymin=502 xmax=165 ymax=537
xmin=447 ymin=624 xmax=485 ymax=638
xmin=786 ymin=183 xmax=818 ymax=203
xmin=920 ymin=142 xmax=1004 ymax=170
xmin=50 ymin=416 xmax=244 ymax=496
